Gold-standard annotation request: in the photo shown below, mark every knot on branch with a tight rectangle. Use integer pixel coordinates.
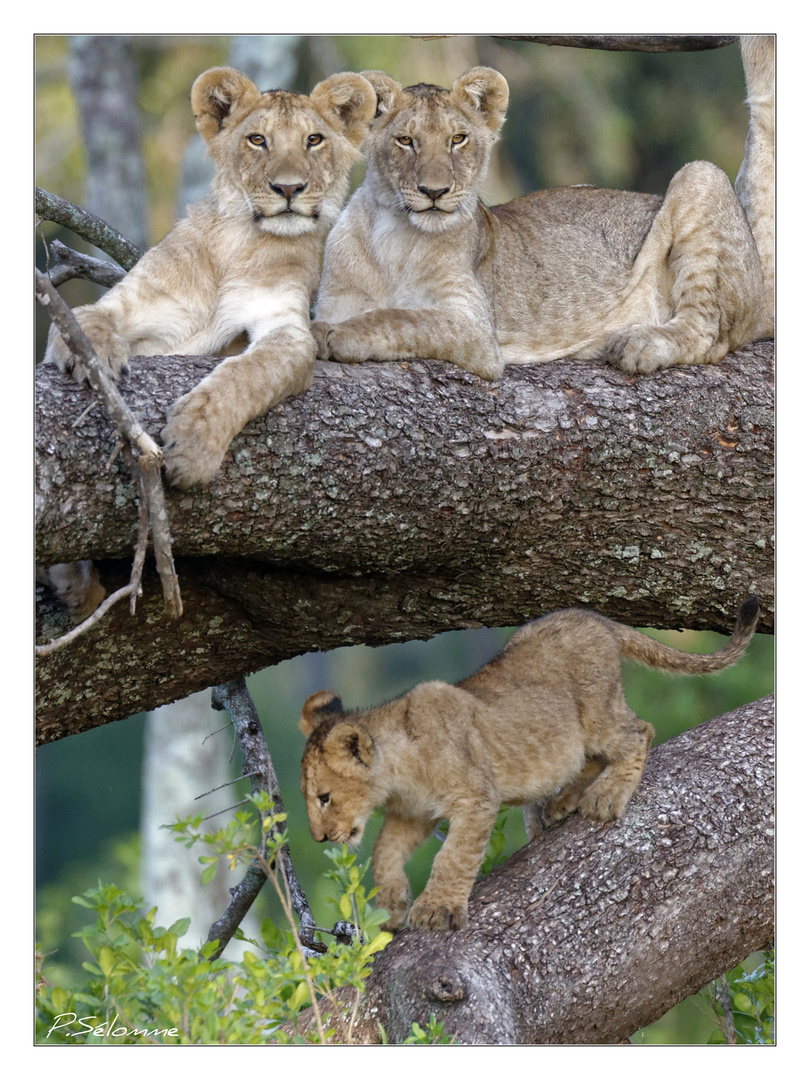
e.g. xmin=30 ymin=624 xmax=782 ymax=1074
xmin=427 ymin=971 xmax=467 ymax=1004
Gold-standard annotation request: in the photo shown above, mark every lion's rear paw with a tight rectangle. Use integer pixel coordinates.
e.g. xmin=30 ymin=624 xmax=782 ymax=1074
xmin=604 ymin=324 xmax=721 ymax=374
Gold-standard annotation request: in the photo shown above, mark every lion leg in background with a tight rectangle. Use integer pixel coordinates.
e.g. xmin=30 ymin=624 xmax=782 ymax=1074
xmin=567 ymin=712 xmax=655 ymax=823
xmin=372 ymin=815 xmax=435 ymax=931
xmin=161 ymin=324 xmax=315 ymax=490
xmin=735 ymin=34 xmax=775 ymax=337
xmin=542 ymin=757 xmax=606 ymax=828
xmin=407 ymin=797 xmax=499 ymax=931
xmin=603 ymin=160 xmax=764 ymax=374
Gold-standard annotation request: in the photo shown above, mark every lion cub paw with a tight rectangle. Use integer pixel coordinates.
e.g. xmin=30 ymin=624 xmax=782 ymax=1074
xmin=45 ymin=320 xmax=130 ymax=384
xmin=312 ymin=320 xmax=366 ymax=363
xmin=408 ymin=895 xmax=468 ymax=932
xmin=604 ymin=324 xmax=720 ymax=374
xmin=576 ymin=782 xmax=629 ymax=823
xmin=161 ymin=389 xmax=234 ymax=490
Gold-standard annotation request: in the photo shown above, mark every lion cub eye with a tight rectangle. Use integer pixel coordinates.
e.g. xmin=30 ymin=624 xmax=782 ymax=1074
xmin=395 ymin=135 xmax=414 ymax=148
xmin=317 ymin=793 xmax=330 ymax=806
xmin=307 ymin=133 xmax=324 ymax=147
xmin=247 ymin=133 xmax=266 ymax=147
xmin=451 ymin=133 xmax=468 ymax=146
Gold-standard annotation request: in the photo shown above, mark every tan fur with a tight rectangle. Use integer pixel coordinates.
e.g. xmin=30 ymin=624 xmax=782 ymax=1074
xmin=314 ymin=40 xmax=773 ymax=379
xmin=44 ymin=67 xmax=376 ymax=489
xmin=300 ymin=597 xmax=759 ymax=932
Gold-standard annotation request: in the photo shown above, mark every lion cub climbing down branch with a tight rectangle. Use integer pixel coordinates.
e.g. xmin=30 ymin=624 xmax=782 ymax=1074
xmin=314 ymin=36 xmax=773 ymax=378
xmin=300 ymin=597 xmax=759 ymax=932
xmin=45 ymin=66 xmax=376 ymax=489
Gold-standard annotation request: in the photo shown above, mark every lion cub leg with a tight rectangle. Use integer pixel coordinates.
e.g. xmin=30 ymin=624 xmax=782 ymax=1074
xmin=372 ymin=815 xmax=435 ymax=932
xmin=605 ymin=160 xmax=764 ymax=374
xmin=314 ymin=308 xmax=504 ymax=381
xmin=575 ymin=713 xmax=654 ymax=822
xmin=545 ymin=757 xmax=607 ymax=826
xmin=44 ymin=302 xmax=131 ymax=383
xmin=161 ymin=325 xmax=315 ymax=489
xmin=407 ymin=798 xmax=499 ymax=931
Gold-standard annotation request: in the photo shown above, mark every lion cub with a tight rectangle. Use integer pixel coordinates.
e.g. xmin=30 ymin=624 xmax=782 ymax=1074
xmin=314 ymin=37 xmax=773 ymax=378
xmin=45 ymin=66 xmax=376 ymax=489
xmin=300 ymin=597 xmax=759 ymax=932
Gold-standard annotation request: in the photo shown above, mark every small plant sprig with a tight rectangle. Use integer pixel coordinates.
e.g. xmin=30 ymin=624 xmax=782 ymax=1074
xmin=36 ymin=796 xmax=391 ymax=1045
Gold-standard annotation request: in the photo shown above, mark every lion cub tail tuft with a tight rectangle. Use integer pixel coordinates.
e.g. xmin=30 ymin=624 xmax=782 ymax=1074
xmin=617 ymin=595 xmax=760 ymax=676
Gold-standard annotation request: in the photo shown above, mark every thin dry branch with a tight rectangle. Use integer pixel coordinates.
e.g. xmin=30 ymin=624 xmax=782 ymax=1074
xmin=42 ymin=238 xmax=128 ymax=289
xmin=205 ymin=677 xmax=318 ymax=957
xmin=35 ymin=187 xmax=143 ymax=270
xmin=35 ymin=583 xmax=137 ymax=656
xmin=35 ymin=268 xmax=182 ymax=620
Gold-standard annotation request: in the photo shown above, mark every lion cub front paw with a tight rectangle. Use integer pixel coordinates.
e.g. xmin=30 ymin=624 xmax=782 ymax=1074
xmin=408 ymin=895 xmax=468 ymax=932
xmin=312 ymin=320 xmax=366 ymax=363
xmin=45 ymin=320 xmax=130 ymax=384
xmin=161 ymin=389 xmax=233 ymax=490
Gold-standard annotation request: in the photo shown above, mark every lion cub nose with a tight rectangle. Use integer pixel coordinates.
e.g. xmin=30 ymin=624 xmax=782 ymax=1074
xmin=417 ymin=184 xmax=450 ymax=203
xmin=271 ymin=181 xmax=307 ymax=202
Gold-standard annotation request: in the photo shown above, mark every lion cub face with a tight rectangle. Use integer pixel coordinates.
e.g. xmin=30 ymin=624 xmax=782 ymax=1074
xmin=192 ymin=67 xmax=375 ymax=238
xmin=359 ymin=67 xmax=509 ymax=233
xmin=299 ymin=692 xmax=379 ymax=846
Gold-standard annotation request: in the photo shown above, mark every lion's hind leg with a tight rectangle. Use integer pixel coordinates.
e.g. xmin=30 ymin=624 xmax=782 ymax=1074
xmin=574 ymin=712 xmax=654 ymax=823
xmin=604 ymin=160 xmax=764 ymax=374
xmin=543 ymin=757 xmax=607 ymax=827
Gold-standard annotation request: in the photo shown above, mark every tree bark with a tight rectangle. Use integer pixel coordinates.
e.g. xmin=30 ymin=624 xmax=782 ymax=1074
xmin=494 ymin=35 xmax=739 ymax=53
xmin=35 ymin=342 xmax=773 ymax=744
xmin=319 ymin=694 xmax=774 ymax=1045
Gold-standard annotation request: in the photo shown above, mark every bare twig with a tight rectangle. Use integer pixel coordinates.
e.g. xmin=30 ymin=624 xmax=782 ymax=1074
xmin=204 ymin=678 xmax=318 ymax=958
xmin=35 ymin=583 xmax=137 ymax=656
xmin=42 ymin=238 xmax=128 ymax=289
xmin=35 ymin=268 xmax=182 ymax=620
xmin=35 ymin=188 xmax=143 ymax=270
xmin=713 ymin=976 xmax=739 ymax=1044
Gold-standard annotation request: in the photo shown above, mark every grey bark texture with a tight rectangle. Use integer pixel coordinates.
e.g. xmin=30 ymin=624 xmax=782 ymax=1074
xmin=495 ymin=35 xmax=739 ymax=53
xmin=35 ymin=342 xmax=773 ymax=744
xmin=320 ymin=694 xmax=774 ymax=1045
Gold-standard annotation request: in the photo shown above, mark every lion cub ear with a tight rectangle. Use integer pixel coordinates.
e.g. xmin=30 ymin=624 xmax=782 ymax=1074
xmin=323 ymin=722 xmax=375 ymax=776
xmin=451 ymin=67 xmax=509 ymax=134
xmin=359 ymin=70 xmax=403 ymax=118
xmin=191 ymin=67 xmax=263 ymax=142
xmin=300 ymin=690 xmax=345 ymax=737
xmin=310 ymin=73 xmax=378 ymax=148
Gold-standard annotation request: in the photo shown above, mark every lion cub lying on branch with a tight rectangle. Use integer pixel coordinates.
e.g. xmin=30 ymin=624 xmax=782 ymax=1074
xmin=314 ymin=37 xmax=773 ymax=378
xmin=300 ymin=598 xmax=759 ymax=932
xmin=45 ymin=66 xmax=375 ymax=489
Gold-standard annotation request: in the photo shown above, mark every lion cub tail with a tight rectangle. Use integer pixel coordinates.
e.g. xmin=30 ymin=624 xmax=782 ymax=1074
xmin=616 ymin=596 xmax=760 ymax=675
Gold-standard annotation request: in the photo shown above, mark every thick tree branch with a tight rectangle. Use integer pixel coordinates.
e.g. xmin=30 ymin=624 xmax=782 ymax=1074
xmin=35 ymin=343 xmax=773 ymax=744
xmin=298 ymin=694 xmax=774 ymax=1045
xmin=35 ymin=187 xmax=143 ymax=270
xmin=493 ymin=35 xmax=739 ymax=52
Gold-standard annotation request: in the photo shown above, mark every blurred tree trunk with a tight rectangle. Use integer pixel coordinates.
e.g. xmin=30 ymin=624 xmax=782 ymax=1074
xmin=35 ymin=343 xmax=773 ymax=744
xmin=139 ymin=36 xmax=307 ymax=948
xmin=69 ymin=36 xmax=148 ymax=252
